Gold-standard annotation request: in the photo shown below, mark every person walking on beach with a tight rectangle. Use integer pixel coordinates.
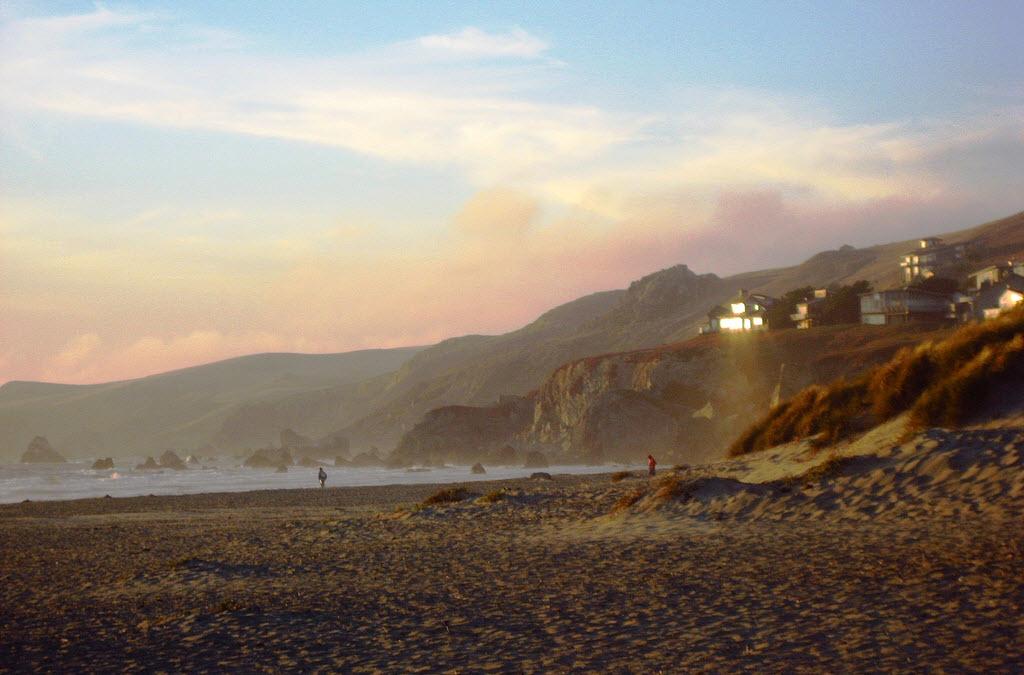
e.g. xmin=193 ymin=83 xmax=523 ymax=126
xmin=318 ymin=466 xmax=327 ymax=489
xmin=647 ymin=454 xmax=657 ymax=477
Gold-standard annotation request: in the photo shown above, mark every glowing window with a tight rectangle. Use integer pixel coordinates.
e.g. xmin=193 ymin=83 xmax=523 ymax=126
xmin=752 ymin=316 xmax=764 ymax=326
xmin=720 ymin=317 xmax=744 ymax=330
xmin=730 ymin=302 xmax=746 ymax=314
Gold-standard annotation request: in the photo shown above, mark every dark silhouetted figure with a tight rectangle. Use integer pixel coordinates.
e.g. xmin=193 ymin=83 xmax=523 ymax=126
xmin=318 ymin=466 xmax=327 ymax=489
xmin=647 ymin=454 xmax=657 ymax=477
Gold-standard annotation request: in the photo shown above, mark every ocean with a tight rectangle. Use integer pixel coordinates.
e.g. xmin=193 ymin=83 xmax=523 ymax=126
xmin=0 ymin=459 xmax=625 ymax=504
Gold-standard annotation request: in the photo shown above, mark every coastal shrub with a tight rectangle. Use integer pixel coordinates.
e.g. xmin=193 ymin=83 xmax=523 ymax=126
xmin=422 ymin=487 xmax=470 ymax=506
xmin=729 ymin=306 xmax=1024 ymax=457
xmin=478 ymin=490 xmax=505 ymax=504
xmin=910 ymin=333 xmax=1024 ymax=428
xmin=868 ymin=343 xmax=935 ymax=420
xmin=611 ymin=487 xmax=647 ymax=514
xmin=651 ymin=474 xmax=687 ymax=504
xmin=610 ymin=471 xmax=636 ymax=482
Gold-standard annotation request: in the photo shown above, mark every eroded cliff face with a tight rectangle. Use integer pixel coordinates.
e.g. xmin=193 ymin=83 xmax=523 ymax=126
xmin=392 ymin=323 xmax=954 ymax=466
xmin=391 ymin=395 xmax=534 ymax=466
xmin=528 ymin=341 xmax=760 ymax=462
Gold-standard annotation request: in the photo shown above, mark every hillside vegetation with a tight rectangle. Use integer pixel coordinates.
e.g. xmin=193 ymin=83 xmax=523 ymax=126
xmin=729 ymin=307 xmax=1024 ymax=457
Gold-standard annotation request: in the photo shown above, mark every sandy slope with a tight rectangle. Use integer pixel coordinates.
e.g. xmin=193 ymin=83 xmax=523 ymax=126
xmin=1 ymin=421 xmax=1022 ymax=672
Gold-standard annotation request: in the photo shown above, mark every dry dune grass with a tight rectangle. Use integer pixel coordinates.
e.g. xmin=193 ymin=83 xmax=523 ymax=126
xmin=610 ymin=471 xmax=636 ymax=482
xmin=477 ymin=490 xmax=505 ymax=504
xmin=730 ymin=308 xmax=1024 ymax=457
xmin=651 ymin=473 xmax=687 ymax=504
xmin=610 ymin=487 xmax=647 ymax=514
xmin=422 ymin=487 xmax=471 ymax=505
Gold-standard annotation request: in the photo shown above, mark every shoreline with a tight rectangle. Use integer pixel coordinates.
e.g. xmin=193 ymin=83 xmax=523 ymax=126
xmin=0 ymin=471 xmax=610 ymax=518
xmin=0 ymin=462 xmax=627 ymax=507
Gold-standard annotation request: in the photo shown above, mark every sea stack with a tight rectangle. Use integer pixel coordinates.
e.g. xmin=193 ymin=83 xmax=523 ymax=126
xmin=19 ymin=436 xmax=66 ymax=463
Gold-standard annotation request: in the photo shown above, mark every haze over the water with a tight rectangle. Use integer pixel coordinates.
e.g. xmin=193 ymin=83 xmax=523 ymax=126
xmin=1 ymin=0 xmax=1022 ymax=385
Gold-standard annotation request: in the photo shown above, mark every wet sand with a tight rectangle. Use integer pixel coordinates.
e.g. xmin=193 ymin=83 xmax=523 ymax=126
xmin=2 ymin=428 xmax=1023 ymax=672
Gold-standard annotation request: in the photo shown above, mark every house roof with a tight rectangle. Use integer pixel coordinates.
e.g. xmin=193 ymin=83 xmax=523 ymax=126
xmin=1006 ymin=273 xmax=1024 ymax=293
xmin=859 ymin=286 xmax=953 ymax=299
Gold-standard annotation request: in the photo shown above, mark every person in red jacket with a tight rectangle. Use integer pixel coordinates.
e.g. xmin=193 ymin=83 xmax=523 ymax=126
xmin=647 ymin=454 xmax=657 ymax=477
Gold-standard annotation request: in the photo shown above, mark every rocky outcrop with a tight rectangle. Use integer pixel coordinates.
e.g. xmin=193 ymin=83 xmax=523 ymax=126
xmin=159 ymin=450 xmax=186 ymax=470
xmin=19 ymin=436 xmax=65 ymax=463
xmin=243 ymin=448 xmax=293 ymax=470
xmin=91 ymin=458 xmax=114 ymax=470
xmin=135 ymin=457 xmax=160 ymax=471
xmin=530 ymin=472 xmax=553 ymax=480
xmin=391 ymin=396 xmax=533 ymax=466
xmin=471 ymin=463 xmax=486 ymax=474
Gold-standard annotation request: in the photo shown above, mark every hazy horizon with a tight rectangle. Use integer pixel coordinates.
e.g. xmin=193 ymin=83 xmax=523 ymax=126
xmin=2 ymin=0 xmax=1023 ymax=385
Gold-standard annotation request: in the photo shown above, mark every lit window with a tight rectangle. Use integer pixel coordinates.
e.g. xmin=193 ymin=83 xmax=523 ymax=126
xmin=720 ymin=317 xmax=744 ymax=330
xmin=752 ymin=316 xmax=764 ymax=326
xmin=730 ymin=302 xmax=746 ymax=314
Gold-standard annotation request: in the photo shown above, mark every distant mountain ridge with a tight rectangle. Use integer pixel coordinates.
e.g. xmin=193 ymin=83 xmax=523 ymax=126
xmin=2 ymin=210 xmax=1022 ymax=460
xmin=0 ymin=348 xmax=424 ymax=460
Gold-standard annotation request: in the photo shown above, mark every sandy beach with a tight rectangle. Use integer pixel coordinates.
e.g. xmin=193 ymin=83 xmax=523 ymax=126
xmin=2 ymin=423 xmax=1023 ymax=672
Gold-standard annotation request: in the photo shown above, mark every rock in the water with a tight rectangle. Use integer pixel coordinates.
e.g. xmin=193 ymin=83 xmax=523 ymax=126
xmin=158 ymin=450 xmax=186 ymax=470
xmin=275 ymin=465 xmax=288 ymax=473
xmin=135 ymin=457 xmax=160 ymax=471
xmin=471 ymin=462 xmax=486 ymax=474
xmin=523 ymin=450 xmax=549 ymax=469
xmin=530 ymin=472 xmax=553 ymax=480
xmin=243 ymin=447 xmax=293 ymax=470
xmin=20 ymin=436 xmax=66 ymax=463
xmin=493 ymin=445 xmax=518 ymax=465
xmin=280 ymin=428 xmax=313 ymax=449
xmin=91 ymin=457 xmax=114 ymax=470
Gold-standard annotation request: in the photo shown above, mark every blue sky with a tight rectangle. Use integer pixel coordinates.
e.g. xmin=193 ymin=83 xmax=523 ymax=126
xmin=1 ymin=0 xmax=1022 ymax=383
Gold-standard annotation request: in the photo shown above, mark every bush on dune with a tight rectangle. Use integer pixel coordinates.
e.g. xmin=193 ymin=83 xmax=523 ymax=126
xmin=910 ymin=333 xmax=1024 ymax=428
xmin=729 ymin=307 xmax=1024 ymax=457
xmin=422 ymin=487 xmax=471 ymax=505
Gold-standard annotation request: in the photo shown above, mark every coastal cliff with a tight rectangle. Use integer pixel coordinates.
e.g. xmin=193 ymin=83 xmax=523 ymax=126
xmin=395 ymin=323 xmax=953 ymax=465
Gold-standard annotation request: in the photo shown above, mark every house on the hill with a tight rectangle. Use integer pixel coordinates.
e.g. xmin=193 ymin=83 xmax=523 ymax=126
xmin=972 ymin=273 xmax=1024 ymax=320
xmin=967 ymin=261 xmax=1024 ymax=291
xmin=701 ymin=290 xmax=776 ymax=333
xmin=790 ymin=288 xmax=829 ymax=329
xmin=859 ymin=287 xmax=953 ymax=325
xmin=899 ymin=237 xmax=966 ymax=285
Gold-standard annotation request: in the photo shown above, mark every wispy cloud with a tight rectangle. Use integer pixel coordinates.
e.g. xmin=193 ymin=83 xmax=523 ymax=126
xmin=0 ymin=9 xmax=624 ymax=183
xmin=417 ymin=26 xmax=547 ymax=58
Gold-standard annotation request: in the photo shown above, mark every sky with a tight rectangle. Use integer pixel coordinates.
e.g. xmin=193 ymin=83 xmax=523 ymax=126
xmin=1 ymin=1 xmax=1022 ymax=384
